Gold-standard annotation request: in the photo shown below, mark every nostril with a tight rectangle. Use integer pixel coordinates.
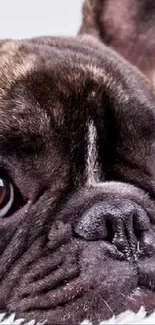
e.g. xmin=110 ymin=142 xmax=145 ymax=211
xmin=73 ymin=201 xmax=130 ymax=244
xmin=73 ymin=201 xmax=123 ymax=242
xmin=73 ymin=203 xmax=109 ymax=241
xmin=105 ymin=219 xmax=114 ymax=242
xmin=136 ymin=229 xmax=155 ymax=257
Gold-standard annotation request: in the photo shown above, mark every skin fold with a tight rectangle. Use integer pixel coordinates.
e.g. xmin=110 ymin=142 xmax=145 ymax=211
xmin=0 ymin=1 xmax=155 ymax=324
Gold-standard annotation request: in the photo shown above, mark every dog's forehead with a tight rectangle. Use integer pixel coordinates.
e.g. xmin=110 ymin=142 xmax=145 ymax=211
xmin=0 ymin=41 xmax=107 ymax=182
xmin=0 ymin=37 xmax=150 ymax=157
xmin=0 ymin=41 xmax=37 ymax=95
xmin=0 ymin=39 xmax=106 ymax=143
xmin=0 ymin=39 xmax=111 ymax=192
xmin=0 ymin=38 xmax=104 ymax=89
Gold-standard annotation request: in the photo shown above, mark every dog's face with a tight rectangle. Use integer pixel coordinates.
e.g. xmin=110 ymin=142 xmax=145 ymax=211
xmin=0 ymin=18 xmax=155 ymax=325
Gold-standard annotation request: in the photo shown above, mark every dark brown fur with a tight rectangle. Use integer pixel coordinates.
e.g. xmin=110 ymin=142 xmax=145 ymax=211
xmin=0 ymin=1 xmax=155 ymax=324
xmin=80 ymin=0 xmax=155 ymax=86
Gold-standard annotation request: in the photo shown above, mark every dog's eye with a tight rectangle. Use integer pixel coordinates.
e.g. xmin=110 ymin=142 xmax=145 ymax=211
xmin=0 ymin=179 xmax=14 ymax=217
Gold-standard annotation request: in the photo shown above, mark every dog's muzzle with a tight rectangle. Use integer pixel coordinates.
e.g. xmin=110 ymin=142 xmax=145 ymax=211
xmin=60 ymin=182 xmax=155 ymax=261
xmin=74 ymin=199 xmax=155 ymax=259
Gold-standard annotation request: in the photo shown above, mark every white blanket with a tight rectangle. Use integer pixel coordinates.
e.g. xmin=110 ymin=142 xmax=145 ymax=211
xmin=0 ymin=307 xmax=155 ymax=325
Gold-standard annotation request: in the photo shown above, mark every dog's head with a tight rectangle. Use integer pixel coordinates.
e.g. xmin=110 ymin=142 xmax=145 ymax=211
xmin=0 ymin=1 xmax=155 ymax=324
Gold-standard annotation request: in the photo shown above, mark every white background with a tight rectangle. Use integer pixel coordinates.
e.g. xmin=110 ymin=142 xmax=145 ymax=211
xmin=0 ymin=0 xmax=83 ymax=39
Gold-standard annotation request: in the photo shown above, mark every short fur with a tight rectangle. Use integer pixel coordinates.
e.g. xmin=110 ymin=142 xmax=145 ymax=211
xmin=0 ymin=1 xmax=155 ymax=324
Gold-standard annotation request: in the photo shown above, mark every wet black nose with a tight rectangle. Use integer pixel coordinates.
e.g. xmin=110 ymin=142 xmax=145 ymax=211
xmin=74 ymin=199 xmax=155 ymax=259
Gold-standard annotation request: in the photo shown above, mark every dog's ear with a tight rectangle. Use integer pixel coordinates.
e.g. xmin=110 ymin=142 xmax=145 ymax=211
xmin=79 ymin=0 xmax=155 ymax=86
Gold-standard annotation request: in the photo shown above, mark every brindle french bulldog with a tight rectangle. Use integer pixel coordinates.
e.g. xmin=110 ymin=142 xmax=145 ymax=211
xmin=0 ymin=0 xmax=155 ymax=324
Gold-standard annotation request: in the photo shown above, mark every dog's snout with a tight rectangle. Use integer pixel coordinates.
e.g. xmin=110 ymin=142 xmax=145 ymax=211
xmin=74 ymin=199 xmax=155 ymax=259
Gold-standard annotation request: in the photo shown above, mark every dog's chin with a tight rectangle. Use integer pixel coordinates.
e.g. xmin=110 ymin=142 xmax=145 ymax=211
xmin=7 ymin=228 xmax=155 ymax=325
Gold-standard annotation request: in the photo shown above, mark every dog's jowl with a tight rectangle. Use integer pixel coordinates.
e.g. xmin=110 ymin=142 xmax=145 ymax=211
xmin=0 ymin=1 xmax=155 ymax=324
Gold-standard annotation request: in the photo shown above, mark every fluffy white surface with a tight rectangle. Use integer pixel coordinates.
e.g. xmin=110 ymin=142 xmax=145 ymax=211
xmin=0 ymin=308 xmax=155 ymax=325
xmin=82 ymin=307 xmax=155 ymax=324
xmin=0 ymin=313 xmax=45 ymax=325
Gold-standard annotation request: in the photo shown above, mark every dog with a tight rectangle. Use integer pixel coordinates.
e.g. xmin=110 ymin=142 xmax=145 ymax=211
xmin=0 ymin=0 xmax=155 ymax=324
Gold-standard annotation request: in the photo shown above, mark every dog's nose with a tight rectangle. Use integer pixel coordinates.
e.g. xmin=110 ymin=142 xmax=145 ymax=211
xmin=74 ymin=199 xmax=155 ymax=259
